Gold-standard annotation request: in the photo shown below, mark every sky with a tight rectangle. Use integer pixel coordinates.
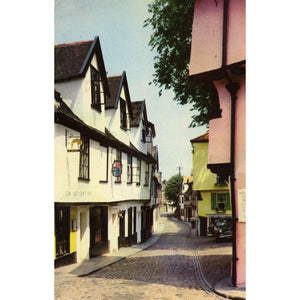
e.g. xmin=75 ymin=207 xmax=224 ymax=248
xmin=55 ymin=0 xmax=207 ymax=181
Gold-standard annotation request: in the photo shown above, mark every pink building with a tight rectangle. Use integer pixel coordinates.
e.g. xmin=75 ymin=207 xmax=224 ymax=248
xmin=189 ymin=0 xmax=245 ymax=287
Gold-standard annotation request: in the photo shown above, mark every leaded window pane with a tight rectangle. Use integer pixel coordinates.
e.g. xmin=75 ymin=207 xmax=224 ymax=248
xmin=79 ymin=136 xmax=89 ymax=179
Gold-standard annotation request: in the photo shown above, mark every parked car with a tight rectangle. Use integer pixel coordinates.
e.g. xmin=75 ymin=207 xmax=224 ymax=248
xmin=213 ymin=218 xmax=232 ymax=241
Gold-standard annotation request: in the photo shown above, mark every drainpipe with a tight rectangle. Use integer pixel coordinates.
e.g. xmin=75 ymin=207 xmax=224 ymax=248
xmin=226 ymin=81 xmax=240 ymax=287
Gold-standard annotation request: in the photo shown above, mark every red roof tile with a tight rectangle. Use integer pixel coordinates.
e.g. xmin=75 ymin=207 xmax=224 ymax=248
xmin=190 ymin=131 xmax=209 ymax=143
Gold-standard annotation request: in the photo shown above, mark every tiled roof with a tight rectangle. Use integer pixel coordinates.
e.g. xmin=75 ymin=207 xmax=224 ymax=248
xmin=106 ymin=72 xmax=133 ymax=119
xmin=190 ymin=131 xmax=209 ymax=143
xmin=106 ymin=75 xmax=122 ymax=109
xmin=130 ymin=101 xmax=143 ymax=126
xmin=55 ymin=40 xmax=93 ymax=81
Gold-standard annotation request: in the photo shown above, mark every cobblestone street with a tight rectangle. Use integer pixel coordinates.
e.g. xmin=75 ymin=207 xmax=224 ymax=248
xmin=55 ymin=214 xmax=231 ymax=300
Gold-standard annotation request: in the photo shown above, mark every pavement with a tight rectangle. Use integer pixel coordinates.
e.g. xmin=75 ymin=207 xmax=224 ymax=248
xmin=55 ymin=216 xmax=246 ymax=300
xmin=214 ymin=277 xmax=246 ymax=300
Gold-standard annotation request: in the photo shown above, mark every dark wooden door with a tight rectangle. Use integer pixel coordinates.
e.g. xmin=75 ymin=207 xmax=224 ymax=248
xmin=118 ymin=211 xmax=125 ymax=248
xmin=90 ymin=206 xmax=109 ymax=258
xmin=199 ymin=216 xmax=208 ymax=236
xmin=128 ymin=207 xmax=132 ymax=245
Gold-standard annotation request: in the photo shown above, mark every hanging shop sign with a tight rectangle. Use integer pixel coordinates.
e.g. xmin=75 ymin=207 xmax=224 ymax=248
xmin=112 ymin=160 xmax=122 ymax=177
xmin=65 ymin=129 xmax=82 ymax=152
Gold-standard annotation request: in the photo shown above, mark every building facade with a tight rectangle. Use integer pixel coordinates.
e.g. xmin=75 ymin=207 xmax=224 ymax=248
xmin=190 ymin=132 xmax=230 ymax=236
xmin=178 ymin=176 xmax=198 ymax=224
xmin=54 ymin=37 xmax=158 ymax=267
xmin=189 ymin=0 xmax=246 ymax=287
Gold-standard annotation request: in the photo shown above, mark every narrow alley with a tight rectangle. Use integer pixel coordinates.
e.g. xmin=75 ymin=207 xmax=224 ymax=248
xmin=55 ymin=213 xmax=232 ymax=300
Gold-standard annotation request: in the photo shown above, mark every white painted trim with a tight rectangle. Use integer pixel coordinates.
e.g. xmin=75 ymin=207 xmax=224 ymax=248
xmin=76 ymin=206 xmax=90 ymax=263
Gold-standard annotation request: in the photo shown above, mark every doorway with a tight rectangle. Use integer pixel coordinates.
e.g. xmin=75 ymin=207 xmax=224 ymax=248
xmin=77 ymin=209 xmax=89 ymax=262
xmin=118 ymin=210 xmax=125 ymax=248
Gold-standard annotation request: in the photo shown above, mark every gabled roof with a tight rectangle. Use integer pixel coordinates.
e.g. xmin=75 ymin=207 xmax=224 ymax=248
xmin=131 ymin=100 xmax=156 ymax=138
xmin=106 ymin=71 xmax=133 ymax=119
xmin=190 ymin=131 xmax=209 ymax=143
xmin=55 ymin=36 xmax=110 ymax=98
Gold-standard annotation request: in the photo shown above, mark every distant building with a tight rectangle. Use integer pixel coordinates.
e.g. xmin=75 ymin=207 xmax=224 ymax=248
xmin=190 ymin=132 xmax=230 ymax=236
xmin=178 ymin=176 xmax=197 ymax=224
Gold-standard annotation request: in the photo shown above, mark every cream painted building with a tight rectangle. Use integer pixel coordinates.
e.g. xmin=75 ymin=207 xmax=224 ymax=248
xmin=54 ymin=37 xmax=158 ymax=267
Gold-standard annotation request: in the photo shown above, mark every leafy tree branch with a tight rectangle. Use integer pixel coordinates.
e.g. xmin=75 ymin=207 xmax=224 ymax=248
xmin=144 ymin=0 xmax=211 ymax=127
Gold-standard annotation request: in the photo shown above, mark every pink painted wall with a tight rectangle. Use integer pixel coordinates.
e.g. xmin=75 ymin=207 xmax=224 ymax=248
xmin=210 ymin=74 xmax=246 ymax=286
xmin=189 ymin=0 xmax=223 ymax=75
xmin=231 ymin=73 xmax=246 ymax=286
xmin=189 ymin=0 xmax=245 ymax=77
xmin=227 ymin=0 xmax=246 ymax=66
xmin=208 ymin=78 xmax=231 ymax=165
xmin=189 ymin=0 xmax=246 ymax=287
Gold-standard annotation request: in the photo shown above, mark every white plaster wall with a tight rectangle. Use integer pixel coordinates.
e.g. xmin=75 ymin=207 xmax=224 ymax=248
xmin=55 ymin=127 xmax=152 ymax=204
xmin=55 ymin=56 xmax=106 ymax=133
xmin=105 ymin=86 xmax=130 ymax=145
xmin=108 ymin=207 xmax=119 ymax=253
xmin=130 ymin=126 xmax=148 ymax=154
xmin=106 ymin=149 xmax=151 ymax=202
xmin=55 ymin=124 xmax=80 ymax=202
xmin=137 ymin=210 xmax=142 ymax=243
xmin=55 ymin=124 xmax=110 ymax=203
xmin=152 ymin=207 xmax=160 ymax=232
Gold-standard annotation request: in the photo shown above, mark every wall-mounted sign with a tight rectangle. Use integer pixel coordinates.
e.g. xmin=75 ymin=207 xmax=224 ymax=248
xmin=65 ymin=129 xmax=82 ymax=152
xmin=237 ymin=189 xmax=246 ymax=223
xmin=112 ymin=160 xmax=122 ymax=177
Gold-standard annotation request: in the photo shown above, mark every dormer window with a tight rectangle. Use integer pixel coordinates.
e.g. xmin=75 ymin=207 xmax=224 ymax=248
xmin=120 ymin=99 xmax=127 ymax=130
xmin=90 ymin=65 xmax=104 ymax=111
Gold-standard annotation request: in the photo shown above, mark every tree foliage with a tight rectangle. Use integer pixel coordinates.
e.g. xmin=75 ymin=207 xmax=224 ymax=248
xmin=144 ymin=0 xmax=211 ymax=127
xmin=164 ymin=174 xmax=182 ymax=206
